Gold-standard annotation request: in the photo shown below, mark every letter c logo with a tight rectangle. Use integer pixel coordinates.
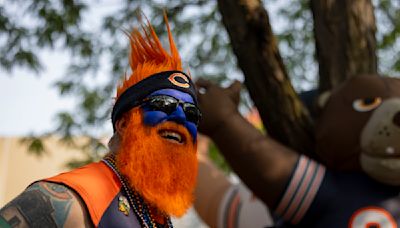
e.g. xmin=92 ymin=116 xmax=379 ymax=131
xmin=168 ymin=73 xmax=190 ymax=88
xmin=349 ymin=207 xmax=397 ymax=228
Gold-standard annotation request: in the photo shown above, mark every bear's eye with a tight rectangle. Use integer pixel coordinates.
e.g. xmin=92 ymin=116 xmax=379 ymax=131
xmin=352 ymin=97 xmax=382 ymax=112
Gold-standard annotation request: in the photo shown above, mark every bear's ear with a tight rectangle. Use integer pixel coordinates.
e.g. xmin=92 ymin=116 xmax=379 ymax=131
xmin=317 ymin=91 xmax=332 ymax=109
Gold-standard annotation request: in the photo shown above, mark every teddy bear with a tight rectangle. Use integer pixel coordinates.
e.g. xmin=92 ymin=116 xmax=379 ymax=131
xmin=316 ymin=75 xmax=400 ymax=185
xmin=194 ymin=75 xmax=400 ymax=227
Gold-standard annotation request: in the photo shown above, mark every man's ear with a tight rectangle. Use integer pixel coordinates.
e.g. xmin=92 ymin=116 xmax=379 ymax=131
xmin=115 ymin=116 xmax=128 ymax=135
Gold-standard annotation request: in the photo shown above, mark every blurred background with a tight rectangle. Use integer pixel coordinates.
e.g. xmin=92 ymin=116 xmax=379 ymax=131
xmin=0 ymin=0 xmax=399 ymax=227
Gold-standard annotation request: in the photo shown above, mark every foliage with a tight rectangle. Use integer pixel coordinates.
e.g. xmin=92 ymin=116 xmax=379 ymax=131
xmin=0 ymin=0 xmax=399 ymax=169
xmin=267 ymin=0 xmax=318 ymax=91
xmin=374 ymin=0 xmax=400 ymax=74
xmin=20 ymin=135 xmax=48 ymax=157
xmin=208 ymin=142 xmax=231 ymax=173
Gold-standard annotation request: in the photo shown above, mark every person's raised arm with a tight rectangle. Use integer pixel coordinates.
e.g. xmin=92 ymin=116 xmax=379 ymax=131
xmin=0 ymin=181 xmax=93 ymax=228
xmin=196 ymin=79 xmax=299 ymax=208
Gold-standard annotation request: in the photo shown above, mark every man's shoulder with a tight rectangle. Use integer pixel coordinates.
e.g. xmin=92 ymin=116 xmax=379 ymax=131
xmin=44 ymin=161 xmax=123 ymax=226
xmin=0 ymin=181 xmax=93 ymax=227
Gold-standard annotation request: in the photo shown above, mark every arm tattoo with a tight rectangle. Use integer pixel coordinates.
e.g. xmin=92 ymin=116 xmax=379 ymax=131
xmin=0 ymin=182 xmax=74 ymax=227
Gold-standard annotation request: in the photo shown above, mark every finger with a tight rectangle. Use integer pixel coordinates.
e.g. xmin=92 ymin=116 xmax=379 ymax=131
xmin=195 ymin=78 xmax=213 ymax=89
xmin=196 ymin=90 xmax=204 ymax=101
xmin=228 ymin=80 xmax=242 ymax=92
xmin=227 ymin=80 xmax=242 ymax=98
xmin=196 ymin=86 xmax=207 ymax=102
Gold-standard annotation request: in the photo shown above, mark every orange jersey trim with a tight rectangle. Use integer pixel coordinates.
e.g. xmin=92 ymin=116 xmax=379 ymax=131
xmin=45 ymin=161 xmax=121 ymax=226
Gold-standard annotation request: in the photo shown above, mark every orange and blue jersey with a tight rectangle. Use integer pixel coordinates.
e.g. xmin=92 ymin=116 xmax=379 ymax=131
xmin=45 ymin=161 xmax=141 ymax=227
xmin=274 ymin=155 xmax=400 ymax=227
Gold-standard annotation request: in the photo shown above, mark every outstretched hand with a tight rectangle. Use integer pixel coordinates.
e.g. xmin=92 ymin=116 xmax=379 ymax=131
xmin=195 ymin=78 xmax=242 ymax=137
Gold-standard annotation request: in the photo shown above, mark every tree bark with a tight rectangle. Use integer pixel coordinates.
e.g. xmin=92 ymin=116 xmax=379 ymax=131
xmin=217 ymin=0 xmax=315 ymax=155
xmin=311 ymin=0 xmax=377 ymax=92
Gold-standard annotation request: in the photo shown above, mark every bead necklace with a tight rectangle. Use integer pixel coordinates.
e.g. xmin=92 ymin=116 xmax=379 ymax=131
xmin=102 ymin=154 xmax=173 ymax=228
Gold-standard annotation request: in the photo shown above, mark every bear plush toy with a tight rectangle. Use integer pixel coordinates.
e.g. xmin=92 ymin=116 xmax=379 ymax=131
xmin=316 ymin=75 xmax=400 ymax=185
xmin=194 ymin=74 xmax=400 ymax=228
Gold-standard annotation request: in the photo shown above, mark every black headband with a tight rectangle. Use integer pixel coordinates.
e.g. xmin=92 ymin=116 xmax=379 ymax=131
xmin=111 ymin=70 xmax=197 ymax=129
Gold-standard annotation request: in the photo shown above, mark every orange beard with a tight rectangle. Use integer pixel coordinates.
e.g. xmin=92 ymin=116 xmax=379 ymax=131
xmin=115 ymin=109 xmax=198 ymax=217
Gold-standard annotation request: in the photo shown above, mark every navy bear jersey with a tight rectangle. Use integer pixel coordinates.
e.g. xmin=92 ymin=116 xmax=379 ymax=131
xmin=275 ymin=155 xmax=400 ymax=228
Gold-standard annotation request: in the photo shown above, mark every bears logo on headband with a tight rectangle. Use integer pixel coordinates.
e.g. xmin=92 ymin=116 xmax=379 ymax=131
xmin=168 ymin=73 xmax=190 ymax=88
xmin=111 ymin=71 xmax=197 ymax=130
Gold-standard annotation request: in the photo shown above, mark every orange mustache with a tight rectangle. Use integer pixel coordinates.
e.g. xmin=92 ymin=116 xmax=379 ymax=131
xmin=116 ymin=108 xmax=198 ymax=217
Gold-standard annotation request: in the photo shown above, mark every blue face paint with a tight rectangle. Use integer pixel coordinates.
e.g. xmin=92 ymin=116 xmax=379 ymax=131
xmin=141 ymin=88 xmax=198 ymax=141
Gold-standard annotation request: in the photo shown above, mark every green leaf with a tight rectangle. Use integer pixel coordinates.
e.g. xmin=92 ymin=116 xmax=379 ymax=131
xmin=20 ymin=136 xmax=47 ymax=157
xmin=208 ymin=142 xmax=231 ymax=173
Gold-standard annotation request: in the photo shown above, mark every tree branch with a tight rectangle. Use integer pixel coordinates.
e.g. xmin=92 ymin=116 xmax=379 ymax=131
xmin=311 ymin=0 xmax=377 ymax=92
xmin=217 ymin=0 xmax=315 ymax=156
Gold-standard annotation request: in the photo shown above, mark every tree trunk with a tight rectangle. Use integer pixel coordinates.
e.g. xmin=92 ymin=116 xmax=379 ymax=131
xmin=311 ymin=0 xmax=377 ymax=92
xmin=217 ymin=0 xmax=315 ymax=155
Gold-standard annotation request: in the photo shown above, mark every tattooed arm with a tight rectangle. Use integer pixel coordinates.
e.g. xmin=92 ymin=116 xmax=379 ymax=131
xmin=0 ymin=181 xmax=93 ymax=228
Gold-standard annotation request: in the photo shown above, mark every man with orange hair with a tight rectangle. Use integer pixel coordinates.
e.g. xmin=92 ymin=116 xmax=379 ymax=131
xmin=0 ymin=17 xmax=201 ymax=228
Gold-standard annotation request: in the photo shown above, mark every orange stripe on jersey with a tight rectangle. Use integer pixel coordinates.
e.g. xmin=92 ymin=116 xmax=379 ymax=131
xmin=227 ymin=193 xmax=241 ymax=228
xmin=292 ymin=164 xmax=325 ymax=224
xmin=45 ymin=161 xmax=121 ymax=226
xmin=275 ymin=156 xmax=326 ymax=224
xmin=275 ymin=156 xmax=308 ymax=215
xmin=283 ymin=160 xmax=317 ymax=220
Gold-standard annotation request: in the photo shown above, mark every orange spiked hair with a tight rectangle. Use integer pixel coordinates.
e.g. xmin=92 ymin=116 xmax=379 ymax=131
xmin=116 ymin=14 xmax=184 ymax=99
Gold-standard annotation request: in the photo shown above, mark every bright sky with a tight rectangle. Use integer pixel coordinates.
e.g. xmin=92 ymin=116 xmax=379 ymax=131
xmin=0 ymin=51 xmax=76 ymax=136
xmin=0 ymin=1 xmax=121 ymax=137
